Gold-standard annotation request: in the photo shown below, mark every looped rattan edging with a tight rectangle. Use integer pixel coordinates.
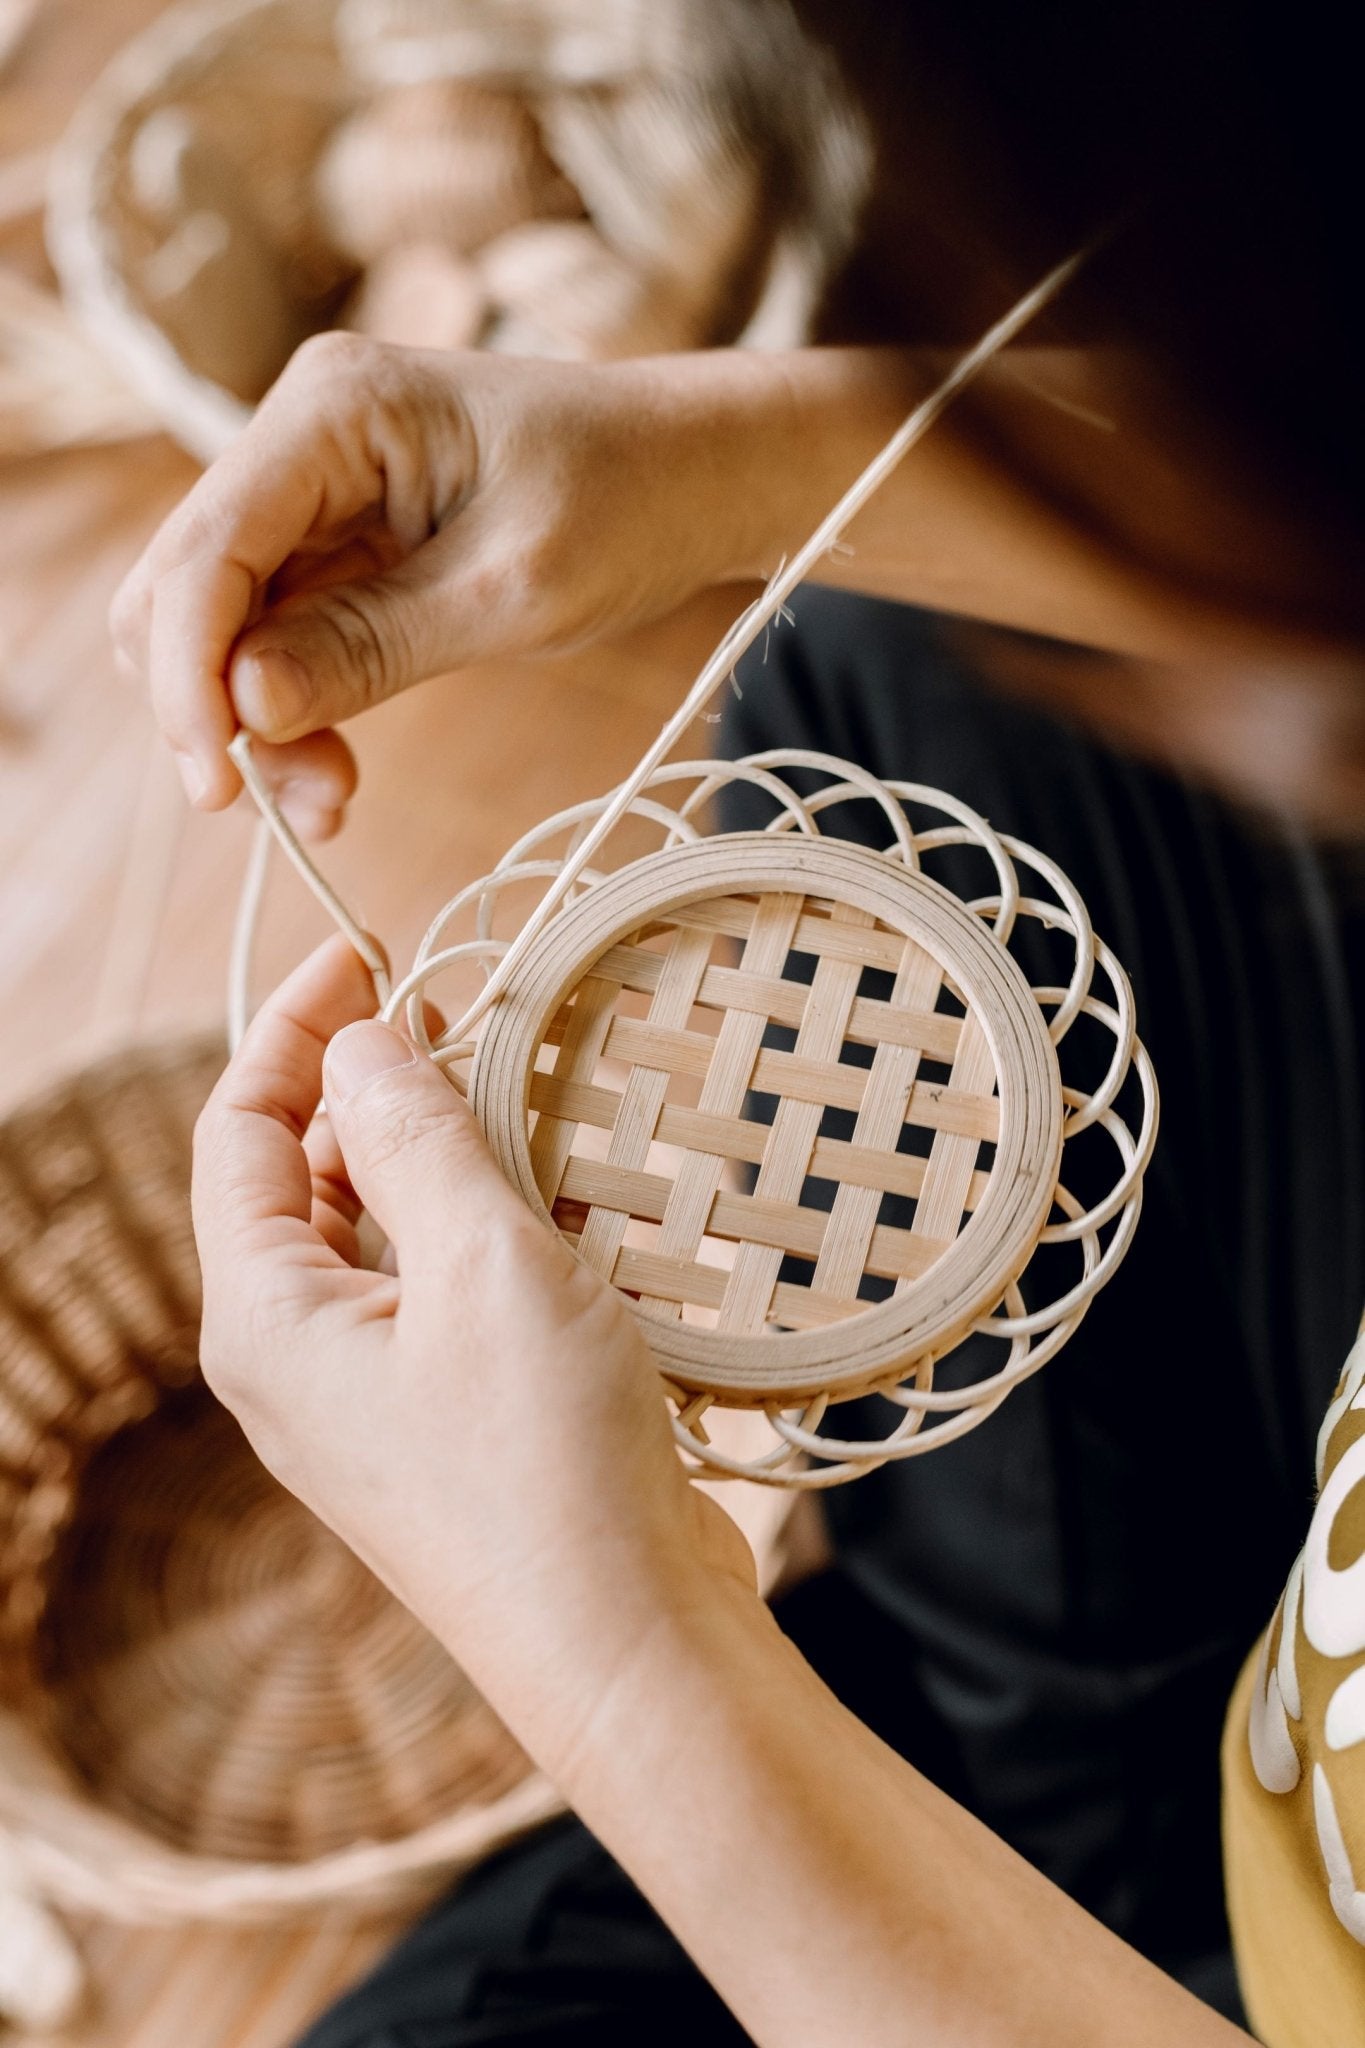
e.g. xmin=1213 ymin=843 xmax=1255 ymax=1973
xmin=350 ymin=748 xmax=1158 ymax=1490
xmin=212 ymin=249 xmax=1128 ymax=1488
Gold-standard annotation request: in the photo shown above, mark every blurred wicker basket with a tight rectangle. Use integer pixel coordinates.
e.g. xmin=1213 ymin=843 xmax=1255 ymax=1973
xmin=45 ymin=0 xmax=870 ymax=461
xmin=0 ymin=1038 xmax=563 ymax=2031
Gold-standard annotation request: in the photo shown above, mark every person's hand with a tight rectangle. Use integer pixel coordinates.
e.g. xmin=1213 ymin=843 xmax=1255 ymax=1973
xmin=192 ymin=933 xmax=757 ymax=1774
xmin=111 ymin=338 xmax=774 ymax=834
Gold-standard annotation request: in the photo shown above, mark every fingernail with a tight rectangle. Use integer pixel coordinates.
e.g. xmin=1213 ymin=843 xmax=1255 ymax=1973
xmin=173 ymin=750 xmax=208 ymax=804
xmin=235 ymin=648 xmax=311 ymax=734
xmin=325 ymin=1021 xmax=418 ymax=1105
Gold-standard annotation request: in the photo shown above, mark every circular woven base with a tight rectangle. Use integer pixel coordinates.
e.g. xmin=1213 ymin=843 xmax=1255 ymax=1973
xmin=474 ymin=836 xmax=1063 ymax=1403
xmin=37 ymin=1377 xmax=528 ymax=1865
xmin=400 ymin=749 xmax=1157 ymax=1486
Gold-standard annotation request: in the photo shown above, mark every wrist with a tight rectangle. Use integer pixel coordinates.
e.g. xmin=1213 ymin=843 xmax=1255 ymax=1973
xmin=536 ymin=1560 xmax=782 ymax=1805
xmin=607 ymin=347 xmax=925 ymax=589
xmin=405 ymin=1523 xmax=771 ymax=1798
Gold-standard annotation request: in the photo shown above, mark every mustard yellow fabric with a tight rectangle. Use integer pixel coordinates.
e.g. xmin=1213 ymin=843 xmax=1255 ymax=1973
xmin=1223 ymin=1333 xmax=1365 ymax=2047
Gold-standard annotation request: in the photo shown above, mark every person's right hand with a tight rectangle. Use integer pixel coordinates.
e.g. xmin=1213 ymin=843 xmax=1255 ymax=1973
xmin=110 ymin=336 xmax=776 ymax=829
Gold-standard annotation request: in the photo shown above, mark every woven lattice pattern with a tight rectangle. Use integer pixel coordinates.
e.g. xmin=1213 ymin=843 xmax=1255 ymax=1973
xmin=381 ymin=750 xmax=1160 ymax=1488
xmin=530 ymin=891 xmax=997 ymax=1337
xmin=226 ymin=742 xmax=1157 ymax=1489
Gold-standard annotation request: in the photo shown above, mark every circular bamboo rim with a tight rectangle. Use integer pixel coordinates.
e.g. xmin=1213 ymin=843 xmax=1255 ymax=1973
xmin=391 ymin=749 xmax=1157 ymax=1488
xmin=229 ymin=743 xmax=1158 ymax=1489
xmin=473 ymin=836 xmax=1064 ymax=1403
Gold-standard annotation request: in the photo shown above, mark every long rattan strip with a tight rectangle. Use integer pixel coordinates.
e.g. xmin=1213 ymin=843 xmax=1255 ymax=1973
xmin=811 ymin=929 xmax=947 ymax=1301
xmin=573 ymin=921 xmax=715 ymax=1279
xmin=637 ymin=891 xmax=805 ymax=1318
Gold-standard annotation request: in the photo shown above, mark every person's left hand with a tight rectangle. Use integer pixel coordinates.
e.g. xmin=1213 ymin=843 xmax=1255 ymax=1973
xmin=193 ymin=934 xmax=757 ymax=1778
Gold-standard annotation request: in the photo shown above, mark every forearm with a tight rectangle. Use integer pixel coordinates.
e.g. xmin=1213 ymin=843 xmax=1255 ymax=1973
xmin=194 ymin=935 xmax=1244 ymax=2048
xmin=530 ymin=1572 xmax=1246 ymax=2048
xmin=637 ymin=343 xmax=1344 ymax=667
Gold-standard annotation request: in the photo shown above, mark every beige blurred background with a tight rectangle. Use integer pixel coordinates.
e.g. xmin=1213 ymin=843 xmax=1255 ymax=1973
xmin=0 ymin=0 xmax=769 ymax=1119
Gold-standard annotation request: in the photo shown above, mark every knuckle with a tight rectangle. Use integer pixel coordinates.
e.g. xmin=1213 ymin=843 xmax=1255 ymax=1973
xmin=197 ymin=1269 xmax=307 ymax=1418
xmin=520 ymin=510 xmax=573 ymax=595
xmin=108 ymin=572 xmax=146 ymax=652
xmin=453 ymin=552 xmax=506 ymax=621
xmin=198 ymin=1345 xmax=293 ymax=1481
xmin=286 ymin=327 xmax=377 ymax=386
xmin=555 ymin=1245 xmax=632 ymax=1342
xmin=196 ymin=1288 xmax=257 ymax=1403
xmin=313 ymin=586 xmax=409 ymax=705
xmin=470 ymin=1199 xmax=587 ymax=1307
xmin=461 ymin=513 xmax=572 ymax=656
xmin=478 ymin=1200 xmax=558 ymax=1278
xmin=362 ymin=1091 xmax=469 ymax=1179
xmin=146 ymin=658 xmax=197 ymax=751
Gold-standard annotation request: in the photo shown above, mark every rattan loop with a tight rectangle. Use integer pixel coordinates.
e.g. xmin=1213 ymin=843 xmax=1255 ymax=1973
xmin=227 ymin=741 xmax=1157 ymax=1488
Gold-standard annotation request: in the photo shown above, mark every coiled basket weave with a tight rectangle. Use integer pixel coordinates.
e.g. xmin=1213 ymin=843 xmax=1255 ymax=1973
xmin=0 ymin=1038 xmax=564 ymax=2032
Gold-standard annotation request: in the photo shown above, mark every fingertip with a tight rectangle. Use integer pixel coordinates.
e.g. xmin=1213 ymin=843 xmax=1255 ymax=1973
xmin=245 ymin=728 xmax=360 ymax=824
xmin=174 ymin=746 xmax=242 ymax=810
xmin=235 ymin=933 xmax=382 ymax=1072
xmin=323 ymin=1018 xmax=420 ymax=1108
xmin=231 ymin=644 xmax=315 ymax=740
xmin=172 ymin=750 xmax=206 ymax=804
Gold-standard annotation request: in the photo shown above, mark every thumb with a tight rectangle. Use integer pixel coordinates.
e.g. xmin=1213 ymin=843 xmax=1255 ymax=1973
xmin=228 ymin=548 xmax=468 ymax=742
xmin=322 ymin=1020 xmax=521 ymax=1263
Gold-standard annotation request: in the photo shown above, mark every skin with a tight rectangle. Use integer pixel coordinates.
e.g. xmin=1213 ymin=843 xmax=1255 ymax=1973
xmin=121 ymin=333 xmax=1364 ymax=2040
xmin=112 ymin=337 xmax=1365 ymax=833
xmin=200 ymin=936 xmax=1245 ymax=2048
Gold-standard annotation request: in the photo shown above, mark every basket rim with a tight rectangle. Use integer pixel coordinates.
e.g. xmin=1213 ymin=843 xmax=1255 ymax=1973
xmin=0 ymin=1022 xmax=227 ymax=1127
xmin=474 ymin=834 xmax=1065 ymax=1398
xmin=43 ymin=0 xmax=872 ymax=462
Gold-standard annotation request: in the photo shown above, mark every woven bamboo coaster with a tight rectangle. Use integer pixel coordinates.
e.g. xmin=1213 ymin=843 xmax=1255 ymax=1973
xmin=474 ymin=835 xmax=1061 ymax=1398
xmin=430 ymin=755 xmax=1156 ymax=1487
xmin=229 ymin=737 xmax=1156 ymax=1491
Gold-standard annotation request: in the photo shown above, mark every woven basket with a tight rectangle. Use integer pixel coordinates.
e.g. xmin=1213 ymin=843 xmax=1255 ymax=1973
xmin=0 ymin=1038 xmax=564 ymax=2031
xmin=45 ymin=0 xmax=870 ymax=460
